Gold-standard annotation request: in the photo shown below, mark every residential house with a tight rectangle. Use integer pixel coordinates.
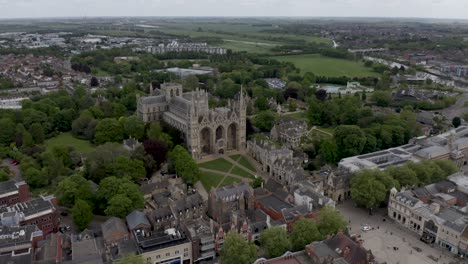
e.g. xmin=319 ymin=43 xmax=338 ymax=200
xmin=101 ymin=217 xmax=129 ymax=246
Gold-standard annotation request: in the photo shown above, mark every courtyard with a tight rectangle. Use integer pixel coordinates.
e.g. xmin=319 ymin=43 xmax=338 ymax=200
xmin=198 ymin=153 xmax=258 ymax=191
xmin=337 ymin=201 xmax=465 ymax=264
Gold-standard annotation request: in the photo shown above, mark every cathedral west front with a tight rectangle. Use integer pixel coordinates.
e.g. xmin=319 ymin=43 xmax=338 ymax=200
xmin=137 ymin=83 xmax=247 ymax=159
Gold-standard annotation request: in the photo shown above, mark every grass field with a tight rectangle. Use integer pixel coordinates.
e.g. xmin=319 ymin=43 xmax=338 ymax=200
xmin=229 ymin=154 xmax=256 ymax=172
xmin=199 ymin=172 xmax=225 ymax=191
xmin=45 ymin=133 xmax=95 ymax=153
xmin=273 ymin=54 xmax=380 ymax=77
xmin=230 ymin=166 xmax=255 ymax=179
xmin=199 ymin=158 xmax=234 ymax=172
xmin=220 ymin=41 xmax=274 ymax=54
xmin=221 ymin=176 xmax=242 ymax=186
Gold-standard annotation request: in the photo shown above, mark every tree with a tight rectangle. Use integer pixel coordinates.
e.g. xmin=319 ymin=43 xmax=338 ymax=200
xmin=351 ymin=170 xmax=387 ymax=209
xmin=24 ymin=167 xmax=47 ymax=188
xmin=452 ymin=117 xmax=461 ymax=128
xmin=72 ymin=113 xmax=98 ymax=140
xmin=386 ymin=165 xmax=419 ymax=188
xmin=291 ymin=218 xmax=321 ymax=251
xmin=0 ymin=118 xmax=15 ymax=146
xmin=317 ymin=207 xmax=348 ymax=237
xmin=318 ymin=139 xmax=338 ymax=164
xmin=260 ymin=227 xmax=291 ymax=258
xmin=56 ymin=174 xmax=94 ymax=207
xmin=94 ymin=118 xmax=124 ymax=145
xmin=122 ymin=116 xmax=145 ymax=140
xmin=115 ymin=254 xmax=145 ymax=264
xmin=107 ymin=156 xmax=146 ymax=182
xmin=146 ymin=123 xmax=173 ymax=148
xmin=372 ymin=91 xmax=392 ymax=107
xmin=253 ymin=111 xmax=276 ymax=132
xmin=335 ymin=125 xmax=366 ymax=159
xmin=183 ymin=75 xmax=199 ymax=91
xmin=97 ymin=176 xmax=144 ymax=215
xmin=168 ymin=145 xmax=200 ymax=185
xmin=220 ymin=233 xmax=257 ymax=264
xmin=105 ymin=194 xmax=134 ymax=218
xmin=72 ymin=199 xmax=93 ymax=231
xmin=306 ymin=99 xmax=322 ymax=125
xmin=255 ymin=96 xmax=269 ymax=111
xmin=143 ymin=139 xmax=169 ymax=169
xmin=90 ymin=76 xmax=99 ymax=87
xmin=30 ymin=123 xmax=45 ymax=144
xmin=315 ymin=89 xmax=328 ymax=101
xmin=85 ymin=143 xmax=129 ymax=183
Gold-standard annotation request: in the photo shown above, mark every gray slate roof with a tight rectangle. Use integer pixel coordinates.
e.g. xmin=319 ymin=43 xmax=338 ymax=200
xmin=126 ymin=210 xmax=150 ymax=230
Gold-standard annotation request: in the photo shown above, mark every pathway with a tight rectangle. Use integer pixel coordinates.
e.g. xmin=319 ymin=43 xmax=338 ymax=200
xmin=307 ymin=126 xmax=333 ymax=137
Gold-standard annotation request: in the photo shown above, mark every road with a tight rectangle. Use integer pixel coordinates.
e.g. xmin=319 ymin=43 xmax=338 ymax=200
xmin=433 ymin=92 xmax=468 ymax=121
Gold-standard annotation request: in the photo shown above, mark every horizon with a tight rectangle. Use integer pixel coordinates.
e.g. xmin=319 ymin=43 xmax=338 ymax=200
xmin=0 ymin=0 xmax=467 ymax=21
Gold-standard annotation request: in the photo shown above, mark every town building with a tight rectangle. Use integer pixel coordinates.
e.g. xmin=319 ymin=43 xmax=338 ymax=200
xmin=0 ymin=96 xmax=29 ymax=109
xmin=0 ymin=195 xmax=58 ymax=235
xmin=34 ymin=232 xmax=64 ymax=264
xmin=0 ymin=225 xmax=43 ymax=264
xmin=133 ymin=228 xmax=192 ymax=264
xmin=154 ymin=66 xmax=216 ymax=78
xmin=388 ymin=172 xmax=468 ymax=258
xmin=126 ymin=210 xmax=152 ymax=232
xmin=137 ymin=83 xmax=247 ymax=159
xmin=183 ymin=218 xmax=216 ymax=262
xmin=71 ymin=229 xmax=104 ymax=264
xmin=208 ymin=182 xmax=255 ymax=224
xmin=270 ymin=117 xmax=308 ymax=148
xmin=101 ymin=217 xmax=130 ymax=246
xmin=254 ymin=231 xmax=376 ymax=264
xmin=0 ymin=180 xmax=30 ymax=207
xmin=247 ymin=139 xmax=308 ymax=186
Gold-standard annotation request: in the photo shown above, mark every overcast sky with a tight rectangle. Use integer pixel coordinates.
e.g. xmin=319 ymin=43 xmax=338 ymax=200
xmin=0 ymin=0 xmax=467 ymax=19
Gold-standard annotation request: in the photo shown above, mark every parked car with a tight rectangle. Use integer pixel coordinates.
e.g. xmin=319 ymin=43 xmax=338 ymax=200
xmin=362 ymin=225 xmax=372 ymax=232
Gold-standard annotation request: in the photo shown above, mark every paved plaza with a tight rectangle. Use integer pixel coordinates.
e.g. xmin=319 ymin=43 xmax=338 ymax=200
xmin=336 ymin=201 xmax=465 ymax=264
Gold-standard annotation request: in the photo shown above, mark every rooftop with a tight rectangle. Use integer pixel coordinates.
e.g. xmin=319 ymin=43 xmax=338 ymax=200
xmin=134 ymin=228 xmax=189 ymax=253
xmin=2 ymin=196 xmax=55 ymax=219
xmin=0 ymin=225 xmax=40 ymax=248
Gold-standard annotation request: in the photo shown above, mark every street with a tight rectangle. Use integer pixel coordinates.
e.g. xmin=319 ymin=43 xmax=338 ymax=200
xmin=336 ymin=201 xmax=465 ymax=264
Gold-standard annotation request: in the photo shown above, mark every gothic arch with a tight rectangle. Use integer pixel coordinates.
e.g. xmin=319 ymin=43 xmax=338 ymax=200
xmin=200 ymin=127 xmax=212 ymax=155
xmin=227 ymin=123 xmax=238 ymax=150
xmin=215 ymin=125 xmax=225 ymax=141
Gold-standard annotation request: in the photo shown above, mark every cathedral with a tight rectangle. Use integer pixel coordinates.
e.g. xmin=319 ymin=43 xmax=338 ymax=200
xmin=137 ymin=83 xmax=247 ymax=159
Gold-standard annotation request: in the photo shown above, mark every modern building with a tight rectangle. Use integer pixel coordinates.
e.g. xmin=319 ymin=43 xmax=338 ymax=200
xmin=137 ymin=83 xmax=247 ymax=159
xmin=134 ymin=228 xmax=192 ymax=264
xmin=388 ymin=172 xmax=468 ymax=258
xmin=149 ymin=41 xmax=226 ymax=55
xmin=339 ymin=126 xmax=468 ymax=173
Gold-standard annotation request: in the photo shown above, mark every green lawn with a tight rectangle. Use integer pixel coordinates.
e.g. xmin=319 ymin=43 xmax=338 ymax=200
xmin=45 ymin=133 xmax=95 ymax=153
xmin=230 ymin=166 xmax=255 ymax=179
xmin=220 ymin=41 xmax=273 ymax=54
xmin=221 ymin=176 xmax=242 ymax=186
xmin=237 ymin=156 xmax=256 ymax=172
xmin=199 ymin=158 xmax=234 ymax=172
xmin=199 ymin=172 xmax=225 ymax=191
xmin=273 ymin=54 xmax=380 ymax=77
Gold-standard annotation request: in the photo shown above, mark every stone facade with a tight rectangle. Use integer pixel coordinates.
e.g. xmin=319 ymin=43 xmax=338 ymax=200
xmin=270 ymin=117 xmax=308 ymax=148
xmin=247 ymin=139 xmax=308 ymax=186
xmin=137 ymin=83 xmax=247 ymax=159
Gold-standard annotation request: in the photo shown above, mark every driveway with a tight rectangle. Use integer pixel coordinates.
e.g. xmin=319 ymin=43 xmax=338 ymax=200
xmin=1 ymin=158 xmax=23 ymax=182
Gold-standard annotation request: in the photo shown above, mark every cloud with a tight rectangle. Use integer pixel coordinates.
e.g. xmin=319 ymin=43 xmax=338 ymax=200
xmin=0 ymin=0 xmax=466 ymax=19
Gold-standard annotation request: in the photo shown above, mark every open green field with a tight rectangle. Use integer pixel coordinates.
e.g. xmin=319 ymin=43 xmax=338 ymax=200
xmin=221 ymin=176 xmax=242 ymax=186
xmin=199 ymin=158 xmax=233 ymax=172
xmin=199 ymin=172 xmax=225 ymax=191
xmin=220 ymin=41 xmax=274 ymax=54
xmin=45 ymin=133 xmax=95 ymax=153
xmin=273 ymin=54 xmax=380 ymax=77
xmin=230 ymin=166 xmax=255 ymax=179
xmin=229 ymin=154 xmax=256 ymax=172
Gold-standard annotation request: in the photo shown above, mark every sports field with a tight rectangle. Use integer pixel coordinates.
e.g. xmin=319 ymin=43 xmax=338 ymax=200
xmin=273 ymin=54 xmax=380 ymax=77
